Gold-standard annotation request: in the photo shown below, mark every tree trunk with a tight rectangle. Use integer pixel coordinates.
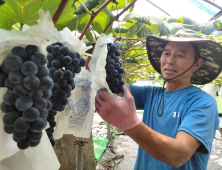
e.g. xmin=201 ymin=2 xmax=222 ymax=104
xmin=54 ymin=133 xmax=96 ymax=170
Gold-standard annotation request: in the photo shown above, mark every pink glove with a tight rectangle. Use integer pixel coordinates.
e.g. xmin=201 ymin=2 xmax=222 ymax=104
xmin=95 ymin=85 xmax=142 ymax=132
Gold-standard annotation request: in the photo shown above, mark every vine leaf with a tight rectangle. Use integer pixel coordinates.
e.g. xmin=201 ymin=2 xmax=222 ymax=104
xmin=74 ymin=0 xmax=99 ymax=15
xmin=122 ymin=12 xmax=170 ymax=36
xmin=0 ymin=0 xmax=72 ymax=30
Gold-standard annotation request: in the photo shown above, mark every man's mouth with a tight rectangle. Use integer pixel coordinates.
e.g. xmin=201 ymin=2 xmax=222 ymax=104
xmin=164 ymin=68 xmax=176 ymax=72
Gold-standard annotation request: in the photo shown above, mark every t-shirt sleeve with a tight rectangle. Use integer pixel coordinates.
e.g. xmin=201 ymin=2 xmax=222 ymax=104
xmin=129 ymin=84 xmax=148 ymax=110
xmin=178 ymin=94 xmax=219 ymax=154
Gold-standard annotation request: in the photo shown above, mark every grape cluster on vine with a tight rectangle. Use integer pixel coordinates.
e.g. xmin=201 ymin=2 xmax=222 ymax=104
xmin=0 ymin=45 xmax=53 ymax=150
xmin=105 ymin=43 xmax=124 ymax=94
xmin=46 ymin=42 xmax=86 ymax=146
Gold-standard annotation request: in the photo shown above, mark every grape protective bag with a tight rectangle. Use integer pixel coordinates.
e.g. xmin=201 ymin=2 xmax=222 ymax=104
xmin=88 ymin=33 xmax=118 ymax=97
xmin=0 ymin=9 xmax=61 ymax=170
xmin=54 ymin=68 xmax=95 ymax=139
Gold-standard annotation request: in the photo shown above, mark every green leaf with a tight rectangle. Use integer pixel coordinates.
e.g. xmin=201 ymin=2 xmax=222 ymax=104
xmin=0 ymin=0 xmax=5 ymax=6
xmin=0 ymin=0 xmax=68 ymax=30
xmin=113 ymin=26 xmax=129 ymax=33
xmin=167 ymin=16 xmax=195 ymax=25
xmin=55 ymin=1 xmax=77 ymax=31
xmin=107 ymin=0 xmax=134 ymax=11
xmin=122 ymin=12 xmax=170 ymax=36
xmin=166 ymin=23 xmax=194 ymax=34
xmin=74 ymin=0 xmax=99 ymax=15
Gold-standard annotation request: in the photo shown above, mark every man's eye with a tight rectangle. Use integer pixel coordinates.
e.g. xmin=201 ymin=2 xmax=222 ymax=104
xmin=164 ymin=53 xmax=169 ymax=56
xmin=178 ymin=55 xmax=184 ymax=58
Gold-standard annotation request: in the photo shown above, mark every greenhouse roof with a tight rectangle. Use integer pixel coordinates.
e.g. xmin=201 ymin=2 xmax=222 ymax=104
xmin=133 ymin=0 xmax=222 ymax=24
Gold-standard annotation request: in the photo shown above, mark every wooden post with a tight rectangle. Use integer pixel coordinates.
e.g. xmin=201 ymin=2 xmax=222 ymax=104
xmin=54 ymin=132 xmax=96 ymax=170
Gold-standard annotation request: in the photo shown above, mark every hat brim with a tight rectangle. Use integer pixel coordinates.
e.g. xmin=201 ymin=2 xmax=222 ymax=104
xmin=146 ymin=35 xmax=222 ymax=85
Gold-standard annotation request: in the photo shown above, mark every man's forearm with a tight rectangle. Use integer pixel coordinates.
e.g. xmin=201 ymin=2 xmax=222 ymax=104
xmin=124 ymin=122 xmax=199 ymax=168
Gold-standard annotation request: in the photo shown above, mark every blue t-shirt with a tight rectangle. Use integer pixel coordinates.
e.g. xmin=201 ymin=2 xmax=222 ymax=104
xmin=130 ymin=84 xmax=219 ymax=170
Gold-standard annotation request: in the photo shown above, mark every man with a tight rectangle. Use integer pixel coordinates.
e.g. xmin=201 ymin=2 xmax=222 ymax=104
xmin=95 ymin=30 xmax=222 ymax=170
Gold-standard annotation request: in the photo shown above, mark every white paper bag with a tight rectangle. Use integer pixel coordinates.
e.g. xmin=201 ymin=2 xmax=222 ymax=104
xmin=0 ymin=9 xmax=61 ymax=170
xmin=88 ymin=33 xmax=118 ymax=98
xmin=54 ymin=68 xmax=95 ymax=139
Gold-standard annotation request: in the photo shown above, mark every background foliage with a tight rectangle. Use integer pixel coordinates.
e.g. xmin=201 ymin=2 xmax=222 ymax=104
xmin=0 ymin=0 xmax=222 ymax=85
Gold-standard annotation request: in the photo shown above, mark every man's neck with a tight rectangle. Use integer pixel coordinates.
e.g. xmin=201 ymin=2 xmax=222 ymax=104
xmin=165 ymin=81 xmax=191 ymax=92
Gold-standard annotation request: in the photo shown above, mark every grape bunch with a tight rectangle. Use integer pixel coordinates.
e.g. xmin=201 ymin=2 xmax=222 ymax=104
xmin=105 ymin=43 xmax=124 ymax=94
xmin=46 ymin=42 xmax=86 ymax=146
xmin=1 ymin=46 xmax=53 ymax=150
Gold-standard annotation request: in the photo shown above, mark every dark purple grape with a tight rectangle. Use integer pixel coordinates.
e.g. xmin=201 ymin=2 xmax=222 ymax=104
xmin=68 ymin=51 xmax=77 ymax=59
xmin=46 ymin=45 xmax=53 ymax=53
xmin=23 ymin=76 xmax=40 ymax=90
xmin=36 ymin=66 xmax=49 ymax=78
xmin=58 ymin=105 xmax=65 ymax=111
xmin=9 ymin=70 xmax=25 ymax=84
xmin=111 ymin=69 xmax=118 ymax=77
xmin=106 ymin=75 xmax=114 ymax=83
xmin=62 ymin=56 xmax=72 ymax=65
xmin=31 ymin=52 xmax=47 ymax=67
xmin=11 ymin=47 xmax=27 ymax=61
xmin=23 ymin=107 xmax=40 ymax=122
xmin=13 ymin=135 xmax=19 ymax=142
xmin=1 ymin=102 xmax=17 ymax=113
xmin=29 ymin=131 xmax=42 ymax=142
xmin=113 ymin=56 xmax=119 ymax=62
xmin=117 ymin=73 xmax=123 ymax=80
xmin=58 ymin=90 xmax=67 ymax=98
xmin=21 ymin=61 xmax=38 ymax=76
xmin=5 ymin=55 xmax=23 ymax=71
xmin=49 ymin=67 xmax=57 ymax=75
xmin=119 ymin=79 xmax=124 ymax=85
xmin=62 ymin=84 xmax=72 ymax=91
xmin=46 ymin=100 xmax=52 ymax=111
xmin=118 ymin=61 xmax=122 ymax=67
xmin=39 ymin=77 xmax=54 ymax=91
xmin=109 ymin=52 xmax=115 ymax=59
xmin=51 ymin=102 xmax=60 ymax=111
xmin=65 ymin=65 xmax=75 ymax=72
xmin=112 ymin=78 xmax=119 ymax=86
xmin=114 ymin=63 xmax=120 ymax=70
xmin=30 ymin=140 xmax=41 ymax=147
xmin=3 ymin=111 xmax=21 ymax=127
xmin=49 ymin=110 xmax=57 ymax=116
xmin=25 ymin=45 xmax=40 ymax=60
xmin=4 ymin=125 xmax=14 ymax=134
xmin=51 ymin=59 xmax=61 ymax=69
xmin=2 ymin=62 xmax=11 ymax=74
xmin=40 ymin=109 xmax=48 ymax=119
xmin=13 ymin=130 xmax=29 ymax=139
xmin=108 ymin=59 xmax=115 ymax=65
xmin=28 ymin=88 xmax=43 ymax=100
xmin=107 ymin=46 xmax=110 ymax=53
xmin=47 ymin=53 xmax=55 ymax=62
xmin=14 ymin=117 xmax=30 ymax=132
xmin=49 ymin=93 xmax=59 ymax=102
xmin=106 ymin=64 xmax=114 ymax=72
xmin=56 ymin=53 xmax=64 ymax=62
xmin=53 ymin=69 xmax=64 ymax=80
xmin=33 ymin=98 xmax=47 ymax=111
xmin=52 ymin=83 xmax=61 ymax=93
xmin=57 ymin=79 xmax=67 ymax=86
xmin=15 ymin=96 xmax=33 ymax=111
xmin=67 ymin=78 xmax=74 ymax=84
xmin=118 ymin=67 xmax=124 ymax=73
xmin=110 ymin=44 xmax=117 ymax=52
xmin=30 ymin=117 xmax=47 ymax=132
xmin=67 ymin=91 xmax=71 ymax=98
xmin=74 ymin=67 xmax=81 ymax=73
xmin=106 ymin=55 xmax=111 ymax=62
xmin=50 ymin=121 xmax=56 ymax=128
xmin=63 ymin=70 xmax=73 ymax=79
xmin=58 ymin=98 xmax=68 ymax=105
xmin=17 ymin=137 xmax=30 ymax=150
xmin=3 ymin=90 xmax=19 ymax=105
xmin=0 ymin=73 xmax=8 ymax=87
xmin=5 ymin=78 xmax=16 ymax=90
xmin=14 ymin=84 xmax=28 ymax=96
xmin=42 ymin=90 xmax=52 ymax=99
xmin=61 ymin=46 xmax=69 ymax=55
xmin=52 ymin=45 xmax=61 ymax=55
xmin=79 ymin=57 xmax=86 ymax=67
xmin=72 ymin=58 xmax=80 ymax=67
xmin=115 ymin=50 xmax=121 ymax=56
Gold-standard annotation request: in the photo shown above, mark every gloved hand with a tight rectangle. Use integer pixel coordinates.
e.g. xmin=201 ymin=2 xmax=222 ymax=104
xmin=95 ymin=85 xmax=142 ymax=132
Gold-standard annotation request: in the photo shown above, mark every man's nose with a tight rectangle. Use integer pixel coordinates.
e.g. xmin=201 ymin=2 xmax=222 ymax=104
xmin=166 ymin=54 xmax=176 ymax=64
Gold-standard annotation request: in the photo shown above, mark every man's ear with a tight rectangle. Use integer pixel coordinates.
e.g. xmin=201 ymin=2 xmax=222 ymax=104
xmin=194 ymin=58 xmax=203 ymax=72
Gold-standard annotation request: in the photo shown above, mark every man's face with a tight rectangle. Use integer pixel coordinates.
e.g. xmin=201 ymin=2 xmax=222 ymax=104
xmin=160 ymin=41 xmax=196 ymax=83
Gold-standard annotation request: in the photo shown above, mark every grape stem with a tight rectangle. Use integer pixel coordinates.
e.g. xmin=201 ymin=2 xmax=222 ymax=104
xmin=20 ymin=23 xmax=24 ymax=31
xmin=53 ymin=0 xmax=69 ymax=25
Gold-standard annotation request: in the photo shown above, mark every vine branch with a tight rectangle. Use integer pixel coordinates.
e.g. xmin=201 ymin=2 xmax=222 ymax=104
xmin=79 ymin=0 xmax=113 ymax=40
xmin=53 ymin=0 xmax=69 ymax=25
xmin=103 ymin=0 xmax=138 ymax=34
